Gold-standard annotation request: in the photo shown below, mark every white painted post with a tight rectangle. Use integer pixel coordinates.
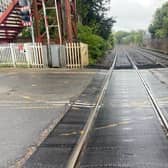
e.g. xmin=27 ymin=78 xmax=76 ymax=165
xmin=54 ymin=0 xmax=62 ymax=44
xmin=80 ymin=43 xmax=84 ymax=68
xmin=24 ymin=44 xmax=30 ymax=68
xmin=10 ymin=44 xmax=16 ymax=67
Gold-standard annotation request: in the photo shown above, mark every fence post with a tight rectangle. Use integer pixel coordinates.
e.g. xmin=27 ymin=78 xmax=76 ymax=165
xmin=77 ymin=42 xmax=80 ymax=68
xmin=79 ymin=43 xmax=82 ymax=68
xmin=24 ymin=44 xmax=30 ymax=68
xmin=80 ymin=43 xmax=89 ymax=68
xmin=10 ymin=44 xmax=16 ymax=67
xmin=40 ymin=43 xmax=45 ymax=68
xmin=65 ymin=42 xmax=88 ymax=69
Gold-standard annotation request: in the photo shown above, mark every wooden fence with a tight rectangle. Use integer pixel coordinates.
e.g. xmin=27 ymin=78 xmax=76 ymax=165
xmin=0 ymin=43 xmax=48 ymax=68
xmin=65 ymin=42 xmax=89 ymax=68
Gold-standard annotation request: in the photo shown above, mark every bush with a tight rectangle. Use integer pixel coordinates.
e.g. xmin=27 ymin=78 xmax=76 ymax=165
xmin=78 ymin=24 xmax=107 ymax=64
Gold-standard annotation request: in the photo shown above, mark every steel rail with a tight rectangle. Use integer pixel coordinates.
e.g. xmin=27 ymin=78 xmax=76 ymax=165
xmin=134 ymin=49 xmax=162 ymax=64
xmin=139 ymin=48 xmax=168 ymax=61
xmin=135 ymin=49 xmax=167 ymax=68
xmin=66 ymin=48 xmax=117 ymax=168
xmin=126 ymin=51 xmax=168 ymax=133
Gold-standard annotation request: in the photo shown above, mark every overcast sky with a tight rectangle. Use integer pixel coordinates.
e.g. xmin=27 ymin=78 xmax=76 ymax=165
xmin=109 ymin=0 xmax=168 ymax=31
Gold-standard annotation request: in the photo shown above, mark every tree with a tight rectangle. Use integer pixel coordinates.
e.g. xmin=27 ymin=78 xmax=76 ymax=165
xmin=114 ymin=30 xmax=144 ymax=45
xmin=114 ymin=31 xmax=129 ymax=44
xmin=77 ymin=0 xmax=115 ymax=63
xmin=149 ymin=2 xmax=168 ymax=39
xmin=78 ymin=24 xmax=107 ymax=64
xmin=77 ymin=0 xmax=115 ymax=39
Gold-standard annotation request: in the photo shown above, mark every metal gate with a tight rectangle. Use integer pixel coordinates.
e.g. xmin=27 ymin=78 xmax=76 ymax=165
xmin=65 ymin=42 xmax=89 ymax=68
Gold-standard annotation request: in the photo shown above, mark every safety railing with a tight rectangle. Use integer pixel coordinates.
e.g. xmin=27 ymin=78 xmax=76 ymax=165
xmin=0 ymin=43 xmax=48 ymax=68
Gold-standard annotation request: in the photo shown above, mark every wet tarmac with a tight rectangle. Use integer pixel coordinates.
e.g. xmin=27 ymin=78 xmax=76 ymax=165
xmin=79 ymin=48 xmax=168 ymax=167
xmin=25 ymin=71 xmax=107 ymax=168
xmin=24 ymin=47 xmax=168 ymax=168
xmin=0 ymin=68 xmax=96 ymax=167
xmin=80 ymin=70 xmax=168 ymax=168
xmin=141 ymin=69 xmax=168 ymax=123
xmin=2 ymin=46 xmax=168 ymax=167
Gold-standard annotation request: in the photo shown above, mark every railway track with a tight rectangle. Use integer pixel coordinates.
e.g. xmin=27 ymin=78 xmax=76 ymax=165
xmin=120 ymin=47 xmax=163 ymax=68
xmin=66 ymin=47 xmax=168 ymax=167
xmin=116 ymin=48 xmax=168 ymax=134
xmin=25 ymin=47 xmax=168 ymax=168
xmin=126 ymin=51 xmax=168 ymax=133
xmin=66 ymin=48 xmax=118 ymax=168
xmin=140 ymin=48 xmax=168 ymax=60
xmin=129 ymin=48 xmax=165 ymax=68
xmin=114 ymin=47 xmax=132 ymax=69
xmin=137 ymin=48 xmax=168 ymax=67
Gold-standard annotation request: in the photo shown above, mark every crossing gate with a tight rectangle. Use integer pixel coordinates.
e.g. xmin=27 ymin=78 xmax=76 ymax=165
xmin=65 ymin=43 xmax=89 ymax=68
xmin=0 ymin=43 xmax=48 ymax=68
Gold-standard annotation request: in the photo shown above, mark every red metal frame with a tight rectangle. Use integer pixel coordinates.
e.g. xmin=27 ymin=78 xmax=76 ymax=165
xmin=0 ymin=0 xmax=78 ymax=43
xmin=0 ymin=0 xmax=19 ymax=23
xmin=70 ymin=0 xmax=77 ymax=40
xmin=0 ymin=0 xmax=23 ymax=43
xmin=64 ymin=0 xmax=73 ymax=42
xmin=32 ymin=0 xmax=42 ymax=42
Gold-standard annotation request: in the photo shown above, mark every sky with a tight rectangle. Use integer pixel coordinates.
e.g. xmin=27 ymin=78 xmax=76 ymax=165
xmin=109 ymin=0 xmax=168 ymax=31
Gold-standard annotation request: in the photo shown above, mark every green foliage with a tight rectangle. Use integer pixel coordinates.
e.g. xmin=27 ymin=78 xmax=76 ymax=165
xmin=96 ymin=17 xmax=115 ymax=40
xmin=77 ymin=0 xmax=115 ymax=63
xmin=114 ymin=30 xmax=144 ymax=45
xmin=21 ymin=0 xmax=115 ymax=64
xmin=21 ymin=27 xmax=31 ymax=38
xmin=77 ymin=0 xmax=115 ymax=40
xmin=149 ymin=2 xmax=168 ymax=38
xmin=107 ymin=33 xmax=115 ymax=48
xmin=114 ymin=31 xmax=129 ymax=44
xmin=78 ymin=24 xmax=107 ymax=64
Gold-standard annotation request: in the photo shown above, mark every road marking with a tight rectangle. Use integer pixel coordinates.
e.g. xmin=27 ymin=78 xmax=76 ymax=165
xmin=122 ymin=139 xmax=135 ymax=142
xmin=122 ymin=127 xmax=133 ymax=130
xmin=73 ymin=103 xmax=96 ymax=108
xmin=22 ymin=96 xmax=31 ymax=100
xmin=140 ymin=116 xmax=154 ymax=120
xmin=95 ymin=121 xmax=131 ymax=130
xmin=60 ymin=131 xmax=78 ymax=136
xmin=0 ymin=106 xmax=65 ymax=110
xmin=121 ymin=118 xmax=131 ymax=121
xmin=59 ymin=121 xmax=132 ymax=137
xmin=58 ymin=119 xmax=133 ymax=137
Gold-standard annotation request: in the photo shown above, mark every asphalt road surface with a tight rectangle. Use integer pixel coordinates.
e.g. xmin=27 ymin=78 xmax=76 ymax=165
xmin=2 ymin=46 xmax=168 ymax=168
xmin=25 ymin=47 xmax=168 ymax=168
xmin=0 ymin=68 xmax=96 ymax=167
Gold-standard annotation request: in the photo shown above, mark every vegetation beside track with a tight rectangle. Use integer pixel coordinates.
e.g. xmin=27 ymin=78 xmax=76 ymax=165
xmin=21 ymin=0 xmax=116 ymax=65
xmin=113 ymin=30 xmax=144 ymax=46
xmin=149 ymin=2 xmax=168 ymax=39
xmin=77 ymin=0 xmax=115 ymax=64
